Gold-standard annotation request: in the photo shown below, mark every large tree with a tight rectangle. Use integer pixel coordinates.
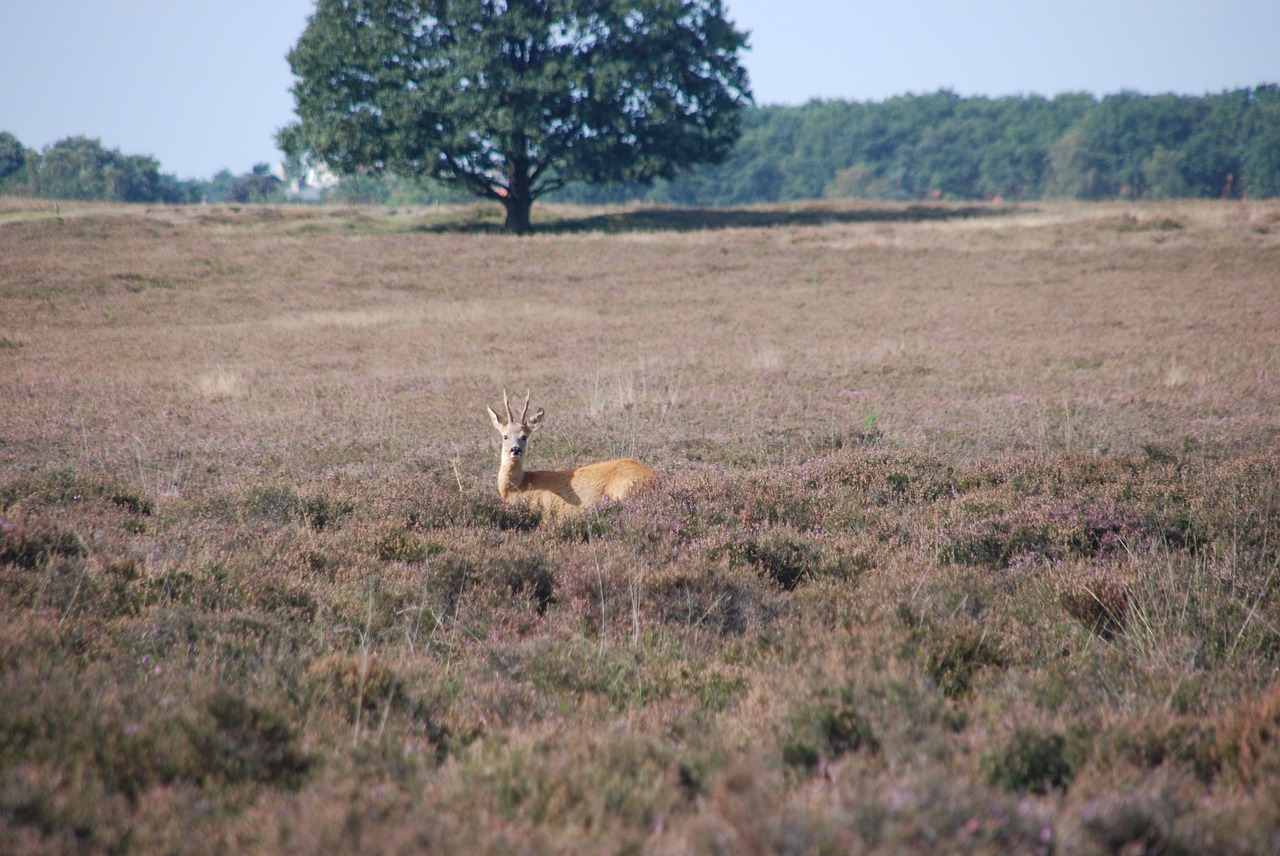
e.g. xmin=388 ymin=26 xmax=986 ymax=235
xmin=36 ymin=137 xmax=165 ymax=203
xmin=0 ymin=132 xmax=28 ymax=191
xmin=280 ymin=0 xmax=751 ymax=233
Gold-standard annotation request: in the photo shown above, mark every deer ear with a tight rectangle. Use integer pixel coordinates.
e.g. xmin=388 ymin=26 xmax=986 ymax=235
xmin=527 ymin=408 xmax=545 ymax=431
xmin=487 ymin=405 xmax=505 ymax=432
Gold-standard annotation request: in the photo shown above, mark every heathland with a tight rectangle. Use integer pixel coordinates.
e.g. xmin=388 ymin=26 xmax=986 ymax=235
xmin=2 ymin=198 xmax=1279 ymax=854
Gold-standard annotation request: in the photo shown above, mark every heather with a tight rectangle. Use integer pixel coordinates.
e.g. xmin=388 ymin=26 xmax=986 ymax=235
xmin=1 ymin=198 xmax=1279 ymax=854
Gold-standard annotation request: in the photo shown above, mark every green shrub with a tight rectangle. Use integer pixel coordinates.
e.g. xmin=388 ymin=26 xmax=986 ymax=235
xmin=433 ymin=556 xmax=480 ymax=617
xmin=782 ymin=686 xmax=879 ymax=773
xmin=374 ymin=524 xmax=427 ymax=563
xmin=306 ymin=653 xmax=406 ymax=720
xmin=909 ymin=616 xmax=1006 ymax=698
xmin=93 ymin=713 xmax=193 ymax=800
xmin=108 ymin=490 xmax=154 ymax=516
xmin=730 ymin=534 xmax=819 ymax=590
xmin=0 ymin=519 xmax=85 ymax=569
xmin=696 ymin=670 xmax=749 ymax=713
xmin=188 ymin=691 xmax=313 ymax=789
xmin=413 ymin=491 xmax=541 ymax=531
xmin=983 ymin=728 xmax=1078 ymax=794
xmin=297 ymin=492 xmax=353 ymax=530
xmin=240 ymin=484 xmax=301 ymax=524
xmin=552 ymin=505 xmax=617 ymax=542
xmin=1059 ymin=569 xmax=1129 ymax=639
xmin=502 ymin=554 xmax=556 ymax=615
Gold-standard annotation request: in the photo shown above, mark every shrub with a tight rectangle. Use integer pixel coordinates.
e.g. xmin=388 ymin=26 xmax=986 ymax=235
xmin=644 ymin=564 xmax=780 ymax=635
xmin=726 ymin=531 xmax=860 ymax=591
xmin=984 ymin=728 xmax=1079 ymax=794
xmin=92 ymin=711 xmax=194 ymax=801
xmin=0 ymin=518 xmax=85 ymax=569
xmin=906 ymin=613 xmax=1006 ymax=698
xmin=108 ymin=489 xmax=154 ymax=516
xmin=939 ymin=499 xmax=1140 ymax=567
xmin=306 ymin=652 xmax=405 ymax=719
xmin=413 ymin=490 xmax=541 ymax=531
xmin=432 ymin=555 xmax=481 ymax=618
xmin=240 ymin=484 xmax=301 ymax=525
xmin=782 ymin=686 xmax=879 ymax=773
xmin=1106 ymin=718 xmax=1220 ymax=783
xmin=374 ymin=524 xmax=427 ymax=563
xmin=1058 ymin=565 xmax=1130 ymax=639
xmin=1216 ymin=682 xmax=1280 ymax=786
xmin=297 ymin=491 xmax=353 ymax=531
xmin=188 ymin=691 xmax=313 ymax=789
xmin=501 ymin=554 xmax=556 ymax=615
xmin=252 ymin=581 xmax=318 ymax=620
xmin=1067 ymin=789 xmax=1198 ymax=856
xmin=553 ymin=505 xmax=616 ymax=542
xmin=730 ymin=534 xmax=819 ymax=590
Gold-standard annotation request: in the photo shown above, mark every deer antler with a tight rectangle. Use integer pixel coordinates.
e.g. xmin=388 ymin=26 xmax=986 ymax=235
xmin=499 ymin=389 xmax=534 ymax=426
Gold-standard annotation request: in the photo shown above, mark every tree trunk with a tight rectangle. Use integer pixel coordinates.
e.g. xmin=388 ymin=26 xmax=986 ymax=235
xmin=502 ymin=193 xmax=533 ymax=235
xmin=504 ymin=133 xmax=534 ymax=235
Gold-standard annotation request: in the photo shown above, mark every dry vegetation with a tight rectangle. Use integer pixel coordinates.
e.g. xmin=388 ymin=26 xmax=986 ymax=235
xmin=2 ymin=197 xmax=1279 ymax=854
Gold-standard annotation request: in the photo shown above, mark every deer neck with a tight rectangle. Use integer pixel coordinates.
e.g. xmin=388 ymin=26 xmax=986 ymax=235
xmin=498 ymin=455 xmax=526 ymax=500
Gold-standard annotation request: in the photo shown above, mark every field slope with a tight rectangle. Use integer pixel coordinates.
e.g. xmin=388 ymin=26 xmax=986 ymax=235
xmin=2 ymin=199 xmax=1280 ymax=853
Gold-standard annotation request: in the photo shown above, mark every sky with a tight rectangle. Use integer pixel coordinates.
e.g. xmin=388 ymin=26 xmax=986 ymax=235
xmin=1 ymin=1 xmax=1277 ymax=180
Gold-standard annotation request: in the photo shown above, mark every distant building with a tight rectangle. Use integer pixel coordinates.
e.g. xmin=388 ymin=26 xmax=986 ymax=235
xmin=283 ymin=162 xmax=340 ymax=201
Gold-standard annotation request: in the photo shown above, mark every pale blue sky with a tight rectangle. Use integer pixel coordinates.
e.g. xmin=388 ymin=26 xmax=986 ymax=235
xmin=1 ymin=1 xmax=1276 ymax=180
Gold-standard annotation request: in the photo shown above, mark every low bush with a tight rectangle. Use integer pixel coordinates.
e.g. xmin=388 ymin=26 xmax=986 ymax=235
xmin=189 ymin=691 xmax=313 ymax=789
xmin=781 ymin=686 xmax=880 ymax=773
xmin=983 ymin=727 xmax=1080 ymax=794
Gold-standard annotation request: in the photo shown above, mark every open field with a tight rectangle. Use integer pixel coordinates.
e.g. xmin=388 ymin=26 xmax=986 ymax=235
xmin=2 ymin=197 xmax=1279 ymax=854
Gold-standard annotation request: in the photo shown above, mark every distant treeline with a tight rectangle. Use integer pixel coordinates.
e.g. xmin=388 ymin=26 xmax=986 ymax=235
xmin=554 ymin=85 xmax=1280 ymax=205
xmin=0 ymin=134 xmax=289 ymax=205
xmin=0 ymin=132 xmax=461 ymax=206
xmin=5 ymin=85 xmax=1280 ymax=207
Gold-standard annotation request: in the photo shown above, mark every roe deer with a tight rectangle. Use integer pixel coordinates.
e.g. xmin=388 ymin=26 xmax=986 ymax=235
xmin=487 ymin=390 xmax=656 ymax=520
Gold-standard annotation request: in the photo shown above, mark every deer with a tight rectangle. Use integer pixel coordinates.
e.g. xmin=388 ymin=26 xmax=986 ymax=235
xmin=487 ymin=390 xmax=656 ymax=520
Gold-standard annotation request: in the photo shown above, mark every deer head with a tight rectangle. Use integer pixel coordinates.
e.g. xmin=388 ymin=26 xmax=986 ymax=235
xmin=487 ymin=390 xmax=545 ymax=464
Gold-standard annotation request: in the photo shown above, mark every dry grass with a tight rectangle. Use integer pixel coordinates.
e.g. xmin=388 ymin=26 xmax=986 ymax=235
xmin=2 ymin=197 xmax=1279 ymax=854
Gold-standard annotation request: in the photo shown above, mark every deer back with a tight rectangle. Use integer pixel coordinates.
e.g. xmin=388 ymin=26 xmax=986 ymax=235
xmin=522 ymin=458 xmax=656 ymax=518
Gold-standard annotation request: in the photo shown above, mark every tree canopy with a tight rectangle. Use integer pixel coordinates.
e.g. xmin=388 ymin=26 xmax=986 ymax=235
xmin=279 ymin=0 xmax=752 ymax=232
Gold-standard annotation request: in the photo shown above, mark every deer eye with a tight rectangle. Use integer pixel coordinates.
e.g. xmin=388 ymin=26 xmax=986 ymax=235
xmin=502 ymin=434 xmax=508 ymax=440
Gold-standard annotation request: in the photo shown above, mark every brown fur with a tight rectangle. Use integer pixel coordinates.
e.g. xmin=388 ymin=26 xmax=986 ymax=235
xmin=488 ymin=391 xmax=656 ymax=520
